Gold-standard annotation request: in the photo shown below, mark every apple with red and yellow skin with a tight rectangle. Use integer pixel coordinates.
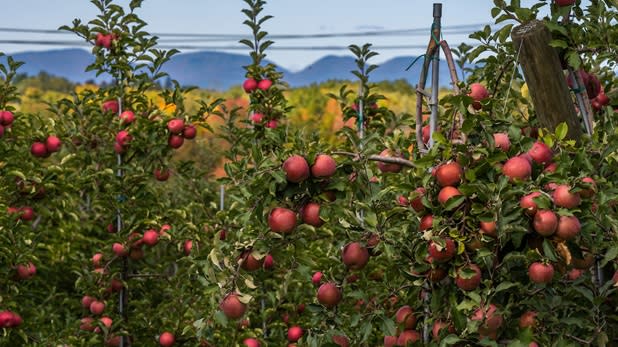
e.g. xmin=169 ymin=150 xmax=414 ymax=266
xmin=471 ymin=304 xmax=503 ymax=339
xmin=435 ymin=162 xmax=463 ymax=186
xmin=410 ymin=187 xmax=426 ymax=212
xmin=283 ymin=155 xmax=310 ymax=183
xmin=553 ymin=185 xmax=581 ymax=208
xmin=376 ymin=149 xmax=402 ymax=173
xmin=301 ymin=202 xmax=323 ymax=227
xmin=287 ymin=326 xmax=303 ymax=342
xmin=220 ymin=293 xmax=246 ymax=319
xmin=469 ymin=83 xmax=489 ymax=110
xmin=428 ymin=238 xmax=456 ymax=263
xmin=342 ymin=242 xmax=369 ymax=270
xmin=520 ymin=191 xmax=542 ymax=215
xmin=519 ymin=310 xmax=537 ymax=329
xmin=555 ymin=215 xmax=581 ymax=240
xmin=311 ymin=154 xmax=337 ymax=178
xmin=268 ymin=207 xmax=297 ymax=233
xmin=240 ymin=250 xmax=263 ymax=271
xmin=533 ymin=210 xmax=558 ymax=236
xmin=243 ymin=338 xmax=260 ymax=347
xmin=438 ymin=186 xmax=462 ymax=205
xmin=159 ymin=332 xmax=175 ymax=347
xmin=419 ymin=214 xmax=433 ymax=232
xmin=528 ymin=262 xmax=554 ymax=284
xmin=396 ymin=330 xmax=421 ymax=346
xmin=493 ymin=133 xmax=510 ymax=151
xmin=395 ymin=305 xmax=417 ymax=330
xmin=317 ymin=282 xmax=341 ymax=308
xmin=528 ymin=141 xmax=553 ymax=164
xmin=502 ymin=156 xmax=532 ymax=181
xmin=243 ymin=78 xmax=258 ymax=93
xmin=455 ymin=263 xmax=482 ymax=291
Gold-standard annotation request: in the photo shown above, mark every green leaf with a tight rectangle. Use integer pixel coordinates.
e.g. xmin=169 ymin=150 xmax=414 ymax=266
xmin=549 ymin=39 xmax=568 ymax=49
xmin=555 ymin=122 xmax=568 ymax=140
xmin=542 ymin=239 xmax=558 ymax=262
xmin=495 ymin=281 xmax=519 ymax=293
xmin=600 ymin=245 xmax=618 ymax=267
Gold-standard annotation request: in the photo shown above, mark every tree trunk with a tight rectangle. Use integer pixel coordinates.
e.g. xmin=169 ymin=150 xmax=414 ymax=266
xmin=511 ymin=20 xmax=582 ymax=140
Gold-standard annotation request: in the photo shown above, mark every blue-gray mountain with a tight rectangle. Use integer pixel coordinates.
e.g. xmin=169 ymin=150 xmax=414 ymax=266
xmin=4 ymin=48 xmax=463 ymax=90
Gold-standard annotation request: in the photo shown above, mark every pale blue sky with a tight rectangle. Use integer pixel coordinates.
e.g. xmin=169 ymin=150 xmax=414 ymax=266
xmin=0 ymin=1 xmax=569 ymax=71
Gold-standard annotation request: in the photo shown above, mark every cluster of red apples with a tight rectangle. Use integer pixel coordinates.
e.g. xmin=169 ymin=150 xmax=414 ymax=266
xmin=243 ymin=77 xmax=280 ymax=128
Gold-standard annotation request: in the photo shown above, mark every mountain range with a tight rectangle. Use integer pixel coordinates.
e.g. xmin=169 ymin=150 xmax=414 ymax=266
xmin=3 ymin=48 xmax=463 ymax=90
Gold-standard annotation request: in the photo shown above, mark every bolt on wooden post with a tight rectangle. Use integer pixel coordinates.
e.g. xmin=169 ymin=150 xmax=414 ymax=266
xmin=511 ymin=19 xmax=582 ymax=141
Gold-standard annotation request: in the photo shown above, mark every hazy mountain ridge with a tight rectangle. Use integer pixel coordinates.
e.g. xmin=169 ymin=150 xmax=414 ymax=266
xmin=4 ymin=48 xmax=461 ymax=90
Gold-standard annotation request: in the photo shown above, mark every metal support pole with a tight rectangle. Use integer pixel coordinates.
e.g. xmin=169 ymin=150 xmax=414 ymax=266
xmin=429 ymin=3 xmax=442 ymax=149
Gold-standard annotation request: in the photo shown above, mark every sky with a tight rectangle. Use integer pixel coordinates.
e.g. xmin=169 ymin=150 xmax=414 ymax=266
xmin=0 ymin=0 xmax=568 ymax=72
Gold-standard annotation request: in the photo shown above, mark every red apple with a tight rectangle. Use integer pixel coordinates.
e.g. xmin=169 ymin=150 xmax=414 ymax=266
xmin=258 ymin=79 xmax=273 ymax=91
xmin=384 ymin=335 xmax=397 ymax=347
xmin=543 ymin=162 xmax=558 ymax=173
xmin=287 ymin=326 xmax=303 ymax=342
xmin=168 ymin=134 xmax=184 ymax=148
xmin=142 ymin=229 xmax=159 ymax=246
xmin=432 ymin=320 xmax=455 ymax=341
xmin=553 ymin=184 xmax=581 ymax=208
xmin=376 ymin=149 xmax=402 ymax=173
xmin=469 ymin=83 xmax=489 ymax=109
xmin=243 ymin=338 xmax=260 ymax=347
xmin=311 ymin=154 xmax=337 ymax=178
xmin=283 ymin=155 xmax=310 ymax=183
xmin=342 ymin=242 xmax=369 ymax=270
xmin=480 ymin=221 xmax=497 ymax=238
xmin=519 ymin=310 xmax=537 ymax=329
xmin=31 ymin=142 xmax=48 ymax=157
xmin=455 ymin=263 xmax=482 ymax=291
xmin=159 ymin=332 xmax=175 ymax=347
xmin=82 ymin=295 xmax=95 ymax=309
xmin=312 ymin=271 xmax=323 ymax=286
xmin=396 ymin=330 xmax=421 ymax=345
xmin=520 ymin=191 xmax=542 ymax=215
xmin=419 ymin=214 xmax=433 ymax=232
xmin=240 ymin=250 xmax=263 ymax=271
xmin=435 ymin=162 xmax=463 ymax=186
xmin=332 ymin=335 xmax=350 ymax=347
xmin=567 ymin=268 xmax=584 ymax=281
xmin=268 ymin=207 xmax=297 ymax=233
xmin=112 ymin=243 xmax=128 ymax=257
xmin=79 ymin=317 xmax=95 ymax=331
xmin=183 ymin=124 xmax=197 ymax=139
xmin=410 ymin=187 xmax=426 ymax=212
xmin=16 ymin=261 xmax=36 ymax=280
xmin=89 ymin=300 xmax=105 ymax=315
xmin=428 ymin=238 xmax=456 ymax=263
xmin=528 ymin=262 xmax=554 ymax=284
xmin=101 ymin=99 xmax=119 ymax=114
xmin=220 ymin=293 xmax=246 ymax=319
xmin=580 ymin=177 xmax=596 ymax=198
xmin=0 ymin=110 xmax=15 ymax=125
xmin=528 ymin=142 xmax=553 ymax=165
xmin=263 ymin=254 xmax=274 ymax=270
xmin=249 ymin=113 xmax=264 ymax=124
xmin=116 ymin=130 xmax=132 ymax=146
xmin=119 ymin=110 xmax=135 ymax=125
xmin=183 ymin=240 xmax=193 ymax=256
xmin=154 ymin=168 xmax=171 ymax=181
xmin=265 ymin=119 xmax=278 ymax=128
xmin=422 ymin=125 xmax=430 ymax=144
xmin=471 ymin=304 xmax=503 ymax=338
xmin=317 ymin=282 xmax=341 ymax=308
xmin=301 ymin=202 xmax=323 ymax=227
xmin=555 ymin=215 xmax=581 ymax=240
xmin=243 ymin=78 xmax=258 ymax=93
xmin=533 ymin=210 xmax=558 ymax=236
xmin=45 ymin=135 xmax=62 ymax=152
xmin=438 ymin=186 xmax=462 ymax=205
xmin=395 ymin=305 xmax=417 ymax=329
xmin=92 ymin=253 xmax=103 ymax=268
xmin=502 ymin=156 xmax=532 ymax=181
xmin=95 ymin=33 xmax=113 ymax=49
xmin=493 ymin=133 xmax=510 ymax=151
xmin=167 ymin=119 xmax=185 ymax=134
xmin=397 ymin=195 xmax=409 ymax=206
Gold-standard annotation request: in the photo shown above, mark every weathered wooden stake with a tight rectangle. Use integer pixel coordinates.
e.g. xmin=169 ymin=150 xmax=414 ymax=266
xmin=511 ymin=20 xmax=582 ymax=140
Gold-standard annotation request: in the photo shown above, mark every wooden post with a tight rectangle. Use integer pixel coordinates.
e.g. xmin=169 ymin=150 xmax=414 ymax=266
xmin=511 ymin=20 xmax=582 ymax=140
